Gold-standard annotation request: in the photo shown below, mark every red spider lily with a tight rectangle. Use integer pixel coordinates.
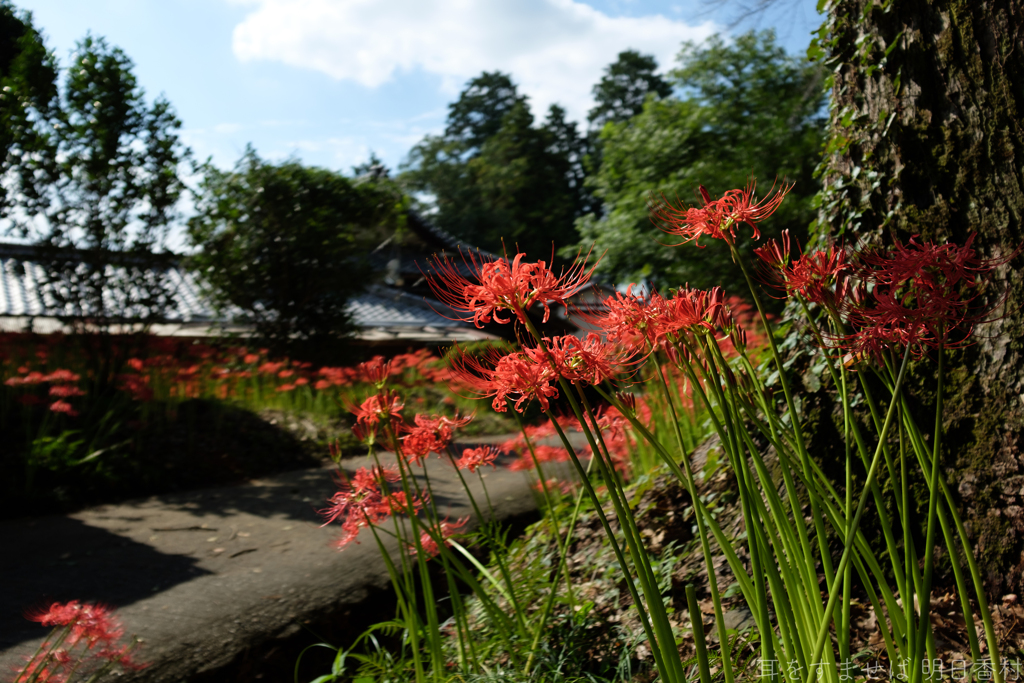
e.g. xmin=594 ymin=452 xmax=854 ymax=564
xmin=752 ymin=229 xmax=792 ymax=270
xmin=347 ymin=390 xmax=405 ymax=442
xmin=531 ymin=333 xmax=634 ymax=386
xmin=447 ymin=345 xmax=559 ymax=413
xmin=427 ymin=249 xmax=596 ymax=327
xmin=661 ymin=287 xmax=728 ymax=338
xmin=48 ymin=385 xmax=85 ymax=398
xmin=596 ymin=408 xmax=633 ymax=458
xmin=350 ymin=465 xmax=401 ymax=493
xmin=384 ymin=490 xmax=429 ymax=516
xmin=48 ymin=400 xmax=78 ymax=417
xmin=505 ymin=444 xmax=572 ymax=471
xmin=414 ymin=517 xmax=469 ymax=558
xmin=533 ymin=478 xmax=576 ymax=496
xmin=27 ymin=601 xmax=123 ymax=648
xmin=456 ymin=446 xmax=500 ymax=473
xmin=42 ymin=369 xmax=81 ymax=383
xmin=832 ymin=234 xmax=1016 ymax=360
xmin=402 ymin=413 xmax=474 ymax=464
xmin=320 ymin=467 xmax=427 ymax=549
xmin=651 ymin=178 xmax=792 ymax=247
xmin=588 ymin=285 xmax=729 ymax=351
xmin=358 ymin=356 xmax=392 ymax=386
xmin=492 ymin=353 xmax=560 ymax=413
xmin=598 ymin=286 xmax=665 ymax=350
xmin=6 ymin=371 xmax=46 ymax=386
xmin=755 ymin=231 xmax=853 ymax=309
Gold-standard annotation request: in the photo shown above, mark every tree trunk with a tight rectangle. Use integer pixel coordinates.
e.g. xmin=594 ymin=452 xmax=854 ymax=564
xmin=818 ymin=0 xmax=1024 ymax=596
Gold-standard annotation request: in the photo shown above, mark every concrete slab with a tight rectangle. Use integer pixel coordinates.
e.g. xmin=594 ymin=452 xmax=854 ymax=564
xmin=0 ymin=443 xmax=581 ymax=681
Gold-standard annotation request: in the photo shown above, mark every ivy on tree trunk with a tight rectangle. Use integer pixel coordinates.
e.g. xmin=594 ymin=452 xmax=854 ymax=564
xmin=815 ymin=0 xmax=1024 ymax=597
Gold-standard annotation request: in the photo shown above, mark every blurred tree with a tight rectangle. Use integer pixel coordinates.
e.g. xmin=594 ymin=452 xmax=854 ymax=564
xmin=574 ymin=30 xmax=825 ymax=294
xmin=587 ymin=49 xmax=673 ymax=129
xmin=583 ymin=49 xmax=674 ymax=219
xmin=5 ymin=35 xmax=189 ymax=331
xmin=401 ymin=72 xmax=583 ymax=257
xmin=0 ymin=1 xmax=59 ymax=222
xmin=188 ymin=147 xmax=404 ymax=362
xmin=444 ymin=71 xmax=526 ymax=153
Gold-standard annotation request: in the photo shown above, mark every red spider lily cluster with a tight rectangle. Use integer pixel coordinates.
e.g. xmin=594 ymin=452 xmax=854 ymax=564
xmin=447 ymin=332 xmax=637 ymax=414
xmin=321 ymin=356 xmax=488 ymax=552
xmin=320 ymin=464 xmax=429 ymax=549
xmin=5 ymin=368 xmax=84 ymax=417
xmin=1 ymin=334 xmax=459 ymax=425
xmin=455 ymin=446 xmax=500 ymax=473
xmin=15 ymin=600 xmax=145 ymax=682
xmin=427 ymin=249 xmax=596 ymax=327
xmin=755 ymin=231 xmax=1017 ymax=361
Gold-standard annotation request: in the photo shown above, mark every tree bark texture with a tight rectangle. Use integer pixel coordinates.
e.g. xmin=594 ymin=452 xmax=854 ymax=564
xmin=817 ymin=0 xmax=1024 ymax=597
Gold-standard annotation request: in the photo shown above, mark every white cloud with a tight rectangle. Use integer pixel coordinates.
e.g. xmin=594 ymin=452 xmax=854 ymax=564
xmin=230 ymin=0 xmax=719 ymax=123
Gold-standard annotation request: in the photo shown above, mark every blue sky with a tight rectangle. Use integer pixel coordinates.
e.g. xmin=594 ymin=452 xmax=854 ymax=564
xmin=15 ymin=0 xmax=822 ymax=178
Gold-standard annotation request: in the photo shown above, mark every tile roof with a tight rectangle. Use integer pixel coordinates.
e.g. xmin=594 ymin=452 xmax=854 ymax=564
xmin=0 ymin=242 xmax=494 ymax=343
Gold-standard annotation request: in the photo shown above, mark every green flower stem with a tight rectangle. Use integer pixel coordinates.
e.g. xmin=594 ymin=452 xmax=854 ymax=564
xmin=369 ymin=514 xmax=426 ymax=683
xmin=790 ymin=304 xmax=912 ymax=631
xmin=595 ymin=384 xmax=757 ymax=602
xmin=383 ymin=429 xmax=445 ymax=681
xmin=520 ymin=405 xmax=601 ymax=675
xmin=894 ymin=386 xmax=997 ymax=676
xmin=560 ymin=388 xmax=683 ymax=681
xmin=523 ymin=465 xmax=595 ymax=676
xmin=804 ymin=345 xmax=913 ymax=683
xmin=740 ymin=389 xmax=908 ymax=662
xmin=731 ymin=248 xmax=835 ymax=595
xmin=708 ymin=357 xmax=777 ymax=673
xmin=870 ymin=359 xmax=992 ymax=669
xmin=704 ymin=339 xmax=828 ymax=629
xmin=441 ymin=543 xmax=525 ymax=669
xmin=686 ymin=583 xmax=713 ymax=683
xmin=521 ymin=316 xmax=684 ymax=683
xmin=702 ymin=337 xmax=842 ymax=680
xmin=543 ymin=407 xmax=676 ymax=683
xmin=651 ymin=351 xmax=735 ymax=683
xmin=840 ymin=363 xmax=853 ymax=666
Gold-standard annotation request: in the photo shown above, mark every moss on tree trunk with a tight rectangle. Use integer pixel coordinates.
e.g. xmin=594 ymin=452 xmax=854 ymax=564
xmin=816 ymin=0 xmax=1024 ymax=597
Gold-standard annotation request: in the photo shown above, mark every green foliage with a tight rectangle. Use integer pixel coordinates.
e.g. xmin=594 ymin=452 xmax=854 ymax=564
xmin=400 ymin=72 xmax=586 ymax=257
xmin=574 ymin=30 xmax=826 ymax=294
xmin=187 ymin=147 xmax=403 ymax=362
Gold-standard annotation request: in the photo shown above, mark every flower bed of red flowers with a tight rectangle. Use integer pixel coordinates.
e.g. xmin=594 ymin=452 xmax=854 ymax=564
xmin=0 ymin=333 xmax=513 ymax=519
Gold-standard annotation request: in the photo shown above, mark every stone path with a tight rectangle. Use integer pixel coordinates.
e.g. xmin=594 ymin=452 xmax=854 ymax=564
xmin=0 ymin=441 xmax=578 ymax=681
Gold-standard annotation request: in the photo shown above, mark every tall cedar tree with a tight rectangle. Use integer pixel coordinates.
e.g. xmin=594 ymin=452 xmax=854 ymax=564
xmin=588 ymin=49 xmax=673 ymax=129
xmin=401 ymin=72 xmax=585 ymax=257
